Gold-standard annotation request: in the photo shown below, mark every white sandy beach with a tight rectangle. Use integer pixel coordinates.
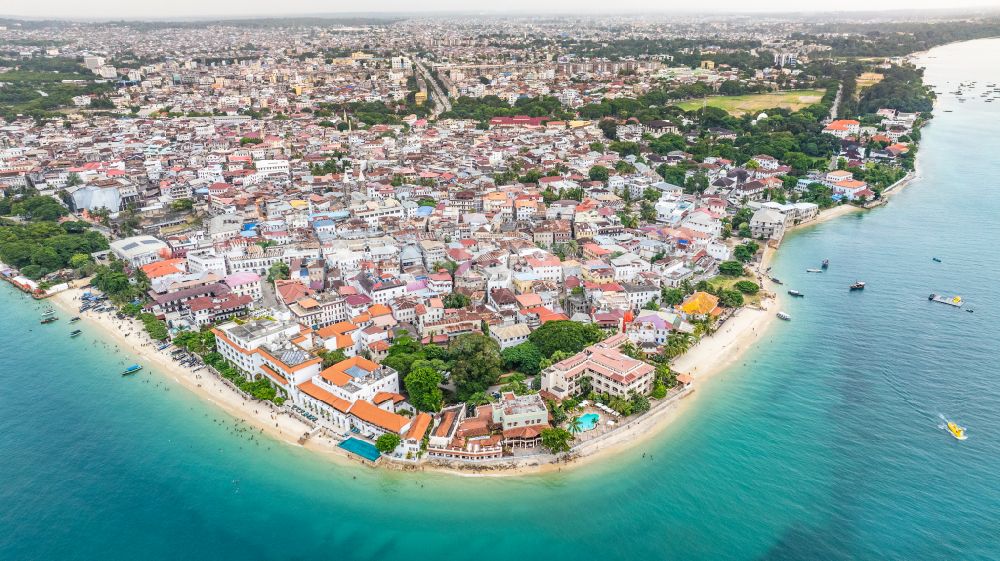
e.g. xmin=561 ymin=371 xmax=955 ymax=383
xmin=42 ymin=217 xmax=846 ymax=478
xmin=49 ymin=285 xmax=373 ymax=469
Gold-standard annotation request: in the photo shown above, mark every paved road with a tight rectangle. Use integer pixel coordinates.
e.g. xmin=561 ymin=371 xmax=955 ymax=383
xmin=411 ymin=55 xmax=451 ymax=118
xmin=829 ymin=83 xmax=843 ymax=120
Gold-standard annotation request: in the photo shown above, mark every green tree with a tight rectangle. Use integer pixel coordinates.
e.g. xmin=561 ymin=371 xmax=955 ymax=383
xmin=589 ymin=165 xmax=610 ymax=183
xmin=567 ymin=415 xmax=584 ymax=434
xmin=442 ymin=292 xmax=471 ymax=309
xmin=501 ymin=342 xmax=543 ymax=376
xmin=448 ymin=333 xmax=502 ymax=401
xmin=718 ymin=261 xmax=745 ymax=276
xmin=527 ymin=320 xmax=605 ymax=357
xmin=734 ymin=280 xmax=760 ymax=295
xmin=267 ymin=261 xmax=289 ymax=282
xmin=661 ymin=287 xmax=685 ymax=306
xmin=318 ymin=348 xmax=347 ymax=368
xmin=375 ymin=433 xmax=401 ymax=454
xmin=404 ymin=366 xmax=444 ymax=412
xmin=733 ymin=241 xmax=759 ymax=263
xmin=540 ymin=427 xmax=574 ymax=453
xmin=718 ymin=290 xmax=745 ymax=308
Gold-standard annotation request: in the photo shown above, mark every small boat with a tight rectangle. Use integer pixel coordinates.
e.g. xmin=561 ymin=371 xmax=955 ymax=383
xmin=776 ymin=312 xmax=791 ymax=321
xmin=966 ymin=309 xmax=974 ymax=313
xmin=806 ymin=268 xmax=823 ymax=273
xmin=40 ymin=315 xmax=58 ymax=324
xmin=787 ymin=290 xmax=804 ymax=297
xmin=70 ymin=329 xmax=82 ymax=337
xmin=932 ymin=257 xmax=942 ymax=262
xmin=770 ymin=277 xmax=783 ymax=285
xmin=850 ymin=281 xmax=866 ymax=291
xmin=821 ymin=259 xmax=829 ymax=269
xmin=157 ymin=342 xmax=172 ymax=351
xmin=947 ymin=421 xmax=967 ymax=441
xmin=69 ymin=316 xmax=81 ymax=323
xmin=928 ymin=293 xmax=963 ymax=307
xmin=121 ymin=364 xmax=143 ymax=376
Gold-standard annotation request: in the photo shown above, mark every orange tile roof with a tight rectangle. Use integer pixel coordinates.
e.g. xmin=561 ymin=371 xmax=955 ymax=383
xmin=140 ymin=258 xmax=184 ymax=279
xmin=406 ymin=412 xmax=432 ymax=441
xmin=373 ymin=392 xmax=405 ymax=404
xmin=298 ymin=380 xmax=351 ymax=412
xmin=319 ymin=355 xmax=378 ymax=387
xmin=349 ymin=400 xmax=409 ymax=434
xmin=368 ymin=303 xmax=392 ymax=317
xmin=260 ymin=363 xmax=289 ymax=386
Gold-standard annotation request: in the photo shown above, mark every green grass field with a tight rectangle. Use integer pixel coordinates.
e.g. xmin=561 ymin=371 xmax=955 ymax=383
xmin=674 ymin=89 xmax=826 ymax=116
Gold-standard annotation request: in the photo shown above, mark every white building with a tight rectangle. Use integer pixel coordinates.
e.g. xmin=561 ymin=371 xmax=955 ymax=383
xmin=109 ymin=235 xmax=169 ymax=267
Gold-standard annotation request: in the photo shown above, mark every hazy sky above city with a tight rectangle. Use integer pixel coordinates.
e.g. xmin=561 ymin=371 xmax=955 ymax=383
xmin=2 ymin=0 xmax=996 ymax=19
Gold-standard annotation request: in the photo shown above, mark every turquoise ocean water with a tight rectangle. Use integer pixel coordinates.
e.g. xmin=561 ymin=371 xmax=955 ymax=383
xmin=2 ymin=39 xmax=999 ymax=560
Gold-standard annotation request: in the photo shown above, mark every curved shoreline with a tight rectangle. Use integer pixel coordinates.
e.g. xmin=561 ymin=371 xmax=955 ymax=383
xmin=37 ymin=59 xmax=932 ymax=478
xmin=39 ymin=196 xmax=919 ymax=479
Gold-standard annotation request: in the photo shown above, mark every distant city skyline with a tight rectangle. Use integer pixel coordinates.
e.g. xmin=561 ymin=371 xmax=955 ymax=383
xmin=3 ymin=0 xmax=998 ymax=20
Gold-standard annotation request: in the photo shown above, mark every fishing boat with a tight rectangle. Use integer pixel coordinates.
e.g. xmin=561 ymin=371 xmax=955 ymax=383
xmin=70 ymin=329 xmax=82 ymax=337
xmin=776 ymin=312 xmax=791 ymax=321
xmin=850 ymin=281 xmax=866 ymax=291
xmin=40 ymin=314 xmax=58 ymax=324
xmin=928 ymin=293 xmax=963 ymax=307
xmin=156 ymin=342 xmax=172 ymax=351
xmin=821 ymin=259 xmax=829 ymax=269
xmin=770 ymin=277 xmax=783 ymax=285
xmin=787 ymin=290 xmax=804 ymax=297
xmin=806 ymin=268 xmax=823 ymax=273
xmin=932 ymin=257 xmax=942 ymax=262
xmin=121 ymin=364 xmax=143 ymax=376
xmin=947 ymin=422 xmax=967 ymax=441
xmin=69 ymin=316 xmax=81 ymax=323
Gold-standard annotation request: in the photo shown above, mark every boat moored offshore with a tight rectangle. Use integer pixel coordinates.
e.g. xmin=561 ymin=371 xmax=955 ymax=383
xmin=806 ymin=268 xmax=823 ymax=273
xmin=121 ymin=364 xmax=143 ymax=376
xmin=787 ymin=290 xmax=804 ymax=297
xmin=928 ymin=293 xmax=963 ymax=307
xmin=776 ymin=311 xmax=791 ymax=321
xmin=850 ymin=281 xmax=866 ymax=291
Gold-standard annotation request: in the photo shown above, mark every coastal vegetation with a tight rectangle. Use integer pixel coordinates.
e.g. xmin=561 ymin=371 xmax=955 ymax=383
xmin=526 ymin=320 xmax=605 ymax=357
xmin=375 ymin=433 xmax=401 ymax=454
xmin=794 ymin=18 xmax=1000 ymax=57
xmin=0 ymin=194 xmax=108 ymax=280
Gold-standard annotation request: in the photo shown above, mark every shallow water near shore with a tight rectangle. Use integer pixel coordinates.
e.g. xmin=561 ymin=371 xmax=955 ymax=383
xmin=3 ymin=39 xmax=1000 ymax=560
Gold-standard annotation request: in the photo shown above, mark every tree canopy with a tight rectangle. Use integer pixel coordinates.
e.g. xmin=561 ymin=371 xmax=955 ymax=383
xmin=448 ymin=333 xmax=503 ymax=401
xmin=527 ymin=320 xmax=605 ymax=357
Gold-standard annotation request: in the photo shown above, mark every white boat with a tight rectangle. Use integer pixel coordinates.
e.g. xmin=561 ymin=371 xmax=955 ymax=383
xmin=776 ymin=312 xmax=791 ymax=321
xmin=805 ymin=268 xmax=823 ymax=273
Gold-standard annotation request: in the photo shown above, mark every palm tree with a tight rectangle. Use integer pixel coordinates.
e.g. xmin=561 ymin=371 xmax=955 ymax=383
xmin=567 ymin=415 xmax=583 ymax=434
xmin=564 ymin=240 xmax=580 ymax=259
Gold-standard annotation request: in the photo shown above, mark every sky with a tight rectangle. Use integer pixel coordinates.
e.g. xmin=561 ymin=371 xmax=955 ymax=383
xmin=1 ymin=0 xmax=998 ymax=20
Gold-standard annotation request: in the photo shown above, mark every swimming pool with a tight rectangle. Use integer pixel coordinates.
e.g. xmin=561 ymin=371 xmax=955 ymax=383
xmin=578 ymin=413 xmax=600 ymax=431
xmin=338 ymin=437 xmax=381 ymax=461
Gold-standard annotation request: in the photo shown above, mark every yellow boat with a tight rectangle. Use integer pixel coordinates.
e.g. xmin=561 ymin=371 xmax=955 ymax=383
xmin=947 ymin=422 xmax=967 ymax=440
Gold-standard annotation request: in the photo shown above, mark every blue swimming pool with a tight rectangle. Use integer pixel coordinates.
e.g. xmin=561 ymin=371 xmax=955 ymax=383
xmin=579 ymin=413 xmax=600 ymax=431
xmin=338 ymin=437 xmax=381 ymax=461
